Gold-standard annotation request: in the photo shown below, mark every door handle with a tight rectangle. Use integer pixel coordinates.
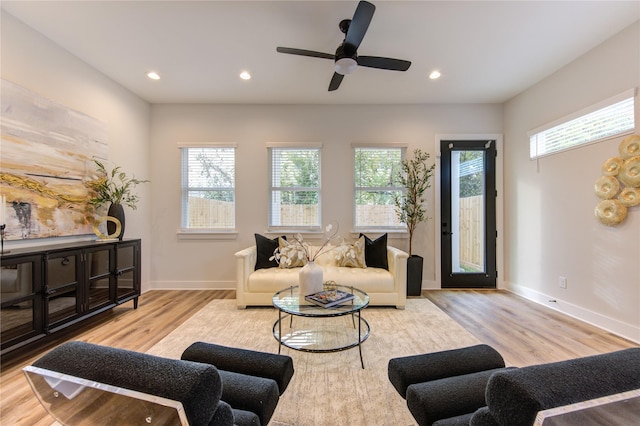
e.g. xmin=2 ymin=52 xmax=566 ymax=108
xmin=442 ymin=231 xmax=453 ymax=236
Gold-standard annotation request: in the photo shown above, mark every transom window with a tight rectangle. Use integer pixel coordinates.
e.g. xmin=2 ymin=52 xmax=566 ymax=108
xmin=180 ymin=145 xmax=235 ymax=230
xmin=268 ymin=145 xmax=321 ymax=229
xmin=529 ymin=89 xmax=635 ymax=159
xmin=354 ymin=145 xmax=406 ymax=229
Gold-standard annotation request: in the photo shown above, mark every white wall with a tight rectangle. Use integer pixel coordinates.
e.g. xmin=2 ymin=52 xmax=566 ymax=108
xmin=149 ymin=104 xmax=502 ymax=289
xmin=4 ymin=7 xmax=637 ymax=342
xmin=1 ymin=11 xmax=153 ymax=291
xmin=503 ymin=22 xmax=640 ymax=342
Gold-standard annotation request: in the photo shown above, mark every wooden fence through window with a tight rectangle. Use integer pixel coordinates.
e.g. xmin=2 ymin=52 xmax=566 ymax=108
xmin=187 ymin=196 xmax=483 ymax=271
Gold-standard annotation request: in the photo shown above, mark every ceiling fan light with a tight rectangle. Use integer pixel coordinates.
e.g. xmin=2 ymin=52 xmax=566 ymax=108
xmin=335 ymin=57 xmax=358 ymax=75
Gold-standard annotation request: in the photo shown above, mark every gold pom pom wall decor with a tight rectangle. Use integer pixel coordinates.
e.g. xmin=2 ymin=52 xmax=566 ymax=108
xmin=618 ymin=187 xmax=640 ymax=207
xmin=619 ymin=134 xmax=640 ymax=159
xmin=595 ymin=199 xmax=627 ymax=226
xmin=594 ymin=134 xmax=640 ymax=226
xmin=618 ymin=156 xmax=640 ymax=188
xmin=601 ymin=157 xmax=623 ymax=176
xmin=594 ymin=175 xmax=620 ymax=199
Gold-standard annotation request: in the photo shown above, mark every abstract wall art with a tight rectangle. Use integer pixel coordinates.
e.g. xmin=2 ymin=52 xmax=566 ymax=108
xmin=0 ymin=79 xmax=108 ymax=240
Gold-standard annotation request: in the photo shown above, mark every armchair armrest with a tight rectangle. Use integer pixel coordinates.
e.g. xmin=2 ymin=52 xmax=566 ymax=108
xmin=235 ymin=246 xmax=257 ymax=309
xmin=181 ymin=341 xmax=294 ymax=395
xmin=387 ymin=245 xmax=408 ymax=308
xmin=388 ymin=344 xmax=505 ymax=399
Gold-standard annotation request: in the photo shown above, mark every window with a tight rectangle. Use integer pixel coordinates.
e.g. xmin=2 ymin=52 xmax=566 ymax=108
xmin=269 ymin=145 xmax=321 ymax=229
xmin=529 ymin=89 xmax=635 ymax=159
xmin=354 ymin=145 xmax=406 ymax=229
xmin=180 ymin=145 xmax=235 ymax=230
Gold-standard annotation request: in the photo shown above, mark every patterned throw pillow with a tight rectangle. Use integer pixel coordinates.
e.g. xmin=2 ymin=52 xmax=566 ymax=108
xmin=278 ymin=238 xmax=307 ymax=268
xmin=335 ymin=236 xmax=366 ymax=268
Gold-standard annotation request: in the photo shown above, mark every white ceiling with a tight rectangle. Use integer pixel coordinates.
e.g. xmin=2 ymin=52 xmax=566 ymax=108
xmin=2 ymin=1 xmax=639 ymax=105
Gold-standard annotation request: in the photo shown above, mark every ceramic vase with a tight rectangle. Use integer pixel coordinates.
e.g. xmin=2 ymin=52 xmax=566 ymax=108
xmin=108 ymin=203 xmax=125 ymax=240
xmin=299 ymin=261 xmax=323 ymax=296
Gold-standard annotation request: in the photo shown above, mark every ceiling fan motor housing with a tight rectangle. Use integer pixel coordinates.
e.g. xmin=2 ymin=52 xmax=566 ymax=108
xmin=335 ymin=42 xmax=358 ymax=75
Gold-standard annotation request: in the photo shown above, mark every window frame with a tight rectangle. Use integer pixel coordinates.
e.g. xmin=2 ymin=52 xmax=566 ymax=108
xmin=352 ymin=144 xmax=407 ymax=232
xmin=528 ymin=89 xmax=636 ymax=160
xmin=178 ymin=143 xmax=237 ymax=238
xmin=267 ymin=143 xmax=323 ymax=231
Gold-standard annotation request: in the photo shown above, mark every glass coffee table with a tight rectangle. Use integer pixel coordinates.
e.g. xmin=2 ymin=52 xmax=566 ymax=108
xmin=272 ymin=285 xmax=370 ymax=369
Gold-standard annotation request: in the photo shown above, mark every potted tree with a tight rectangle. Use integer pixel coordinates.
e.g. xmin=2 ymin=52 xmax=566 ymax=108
xmin=87 ymin=159 xmax=148 ymax=240
xmin=395 ymin=149 xmax=435 ymax=296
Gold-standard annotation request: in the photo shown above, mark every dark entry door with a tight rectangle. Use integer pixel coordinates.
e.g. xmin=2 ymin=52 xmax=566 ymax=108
xmin=440 ymin=140 xmax=496 ymax=288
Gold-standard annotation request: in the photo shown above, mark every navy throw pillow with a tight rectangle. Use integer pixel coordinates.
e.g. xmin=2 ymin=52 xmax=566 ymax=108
xmin=360 ymin=233 xmax=388 ymax=270
xmin=254 ymin=234 xmax=285 ymax=270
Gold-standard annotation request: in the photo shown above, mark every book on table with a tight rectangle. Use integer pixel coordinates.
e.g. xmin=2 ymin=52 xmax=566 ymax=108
xmin=305 ymin=289 xmax=355 ymax=308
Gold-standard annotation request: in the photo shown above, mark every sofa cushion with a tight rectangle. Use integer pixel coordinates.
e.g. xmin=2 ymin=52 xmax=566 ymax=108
xmin=247 ymin=267 xmax=300 ymax=292
xmin=323 ymin=266 xmax=393 ymax=291
xmin=361 ymin=233 xmax=388 ymax=270
xmin=254 ymin=234 xmax=283 ymax=271
xmin=246 ymin=265 xmax=395 ymax=293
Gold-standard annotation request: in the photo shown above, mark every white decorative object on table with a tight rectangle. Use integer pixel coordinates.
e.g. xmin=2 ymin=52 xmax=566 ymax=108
xmin=299 ymin=261 xmax=324 ymax=297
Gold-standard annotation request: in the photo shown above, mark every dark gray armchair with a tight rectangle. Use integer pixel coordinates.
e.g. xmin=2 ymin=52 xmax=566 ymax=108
xmin=388 ymin=344 xmax=640 ymax=426
xmin=26 ymin=340 xmax=294 ymax=426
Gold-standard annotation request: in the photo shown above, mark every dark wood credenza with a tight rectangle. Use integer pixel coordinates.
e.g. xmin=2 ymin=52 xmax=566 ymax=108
xmin=0 ymin=239 xmax=141 ymax=356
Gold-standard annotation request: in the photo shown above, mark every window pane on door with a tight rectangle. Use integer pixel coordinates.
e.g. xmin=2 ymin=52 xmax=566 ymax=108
xmin=452 ymin=151 xmax=485 ymax=273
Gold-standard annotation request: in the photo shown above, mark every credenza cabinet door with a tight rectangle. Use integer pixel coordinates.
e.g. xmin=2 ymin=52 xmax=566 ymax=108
xmin=0 ymin=254 xmax=43 ymax=352
xmin=85 ymin=245 xmax=115 ymax=312
xmin=44 ymin=251 xmax=83 ymax=331
xmin=115 ymin=240 xmax=141 ymax=308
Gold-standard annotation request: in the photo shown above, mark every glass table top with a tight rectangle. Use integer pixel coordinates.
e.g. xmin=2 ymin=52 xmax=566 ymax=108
xmin=272 ymin=285 xmax=369 ymax=317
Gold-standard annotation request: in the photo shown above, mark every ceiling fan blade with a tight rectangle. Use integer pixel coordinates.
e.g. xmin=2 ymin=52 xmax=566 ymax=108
xmin=328 ymin=72 xmax=345 ymax=91
xmin=345 ymin=1 xmax=375 ymax=50
xmin=358 ymin=56 xmax=411 ymax=71
xmin=276 ymin=47 xmax=334 ymax=60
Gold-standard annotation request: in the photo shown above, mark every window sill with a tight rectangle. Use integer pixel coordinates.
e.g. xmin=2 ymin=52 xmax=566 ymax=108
xmin=350 ymin=229 xmax=408 ymax=239
xmin=177 ymin=230 xmax=238 ymax=240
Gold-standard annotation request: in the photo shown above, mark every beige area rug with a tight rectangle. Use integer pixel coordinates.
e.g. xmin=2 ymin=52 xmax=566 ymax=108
xmin=147 ymin=299 xmax=480 ymax=426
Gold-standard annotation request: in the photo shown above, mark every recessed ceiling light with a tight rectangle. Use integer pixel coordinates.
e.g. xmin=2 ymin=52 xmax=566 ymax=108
xmin=240 ymin=71 xmax=251 ymax=80
xmin=429 ymin=70 xmax=441 ymax=80
xmin=147 ymin=71 xmax=161 ymax=80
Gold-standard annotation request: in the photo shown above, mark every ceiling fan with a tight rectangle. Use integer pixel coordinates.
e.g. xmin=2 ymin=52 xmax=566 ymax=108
xmin=276 ymin=0 xmax=411 ymax=91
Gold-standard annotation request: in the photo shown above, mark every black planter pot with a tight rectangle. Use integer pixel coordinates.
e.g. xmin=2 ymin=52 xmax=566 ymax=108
xmin=107 ymin=203 xmax=125 ymax=240
xmin=407 ymin=255 xmax=424 ymax=296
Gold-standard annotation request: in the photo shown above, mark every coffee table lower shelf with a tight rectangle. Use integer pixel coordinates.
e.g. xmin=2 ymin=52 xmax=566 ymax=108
xmin=272 ymin=285 xmax=370 ymax=368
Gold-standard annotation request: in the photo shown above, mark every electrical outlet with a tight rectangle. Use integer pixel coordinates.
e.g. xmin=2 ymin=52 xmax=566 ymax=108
xmin=559 ymin=276 xmax=567 ymax=289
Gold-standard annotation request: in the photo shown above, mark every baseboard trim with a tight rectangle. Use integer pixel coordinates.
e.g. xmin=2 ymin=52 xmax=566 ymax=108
xmin=150 ymin=280 xmax=235 ymax=291
xmin=421 ymin=279 xmax=439 ymax=290
xmin=508 ymin=283 xmax=640 ymax=344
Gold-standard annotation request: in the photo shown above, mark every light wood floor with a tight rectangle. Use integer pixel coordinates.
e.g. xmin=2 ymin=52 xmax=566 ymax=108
xmin=1 ymin=289 xmax=636 ymax=425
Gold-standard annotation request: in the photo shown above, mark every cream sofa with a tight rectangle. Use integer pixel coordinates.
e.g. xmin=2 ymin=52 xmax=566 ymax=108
xmin=235 ymin=244 xmax=408 ymax=309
